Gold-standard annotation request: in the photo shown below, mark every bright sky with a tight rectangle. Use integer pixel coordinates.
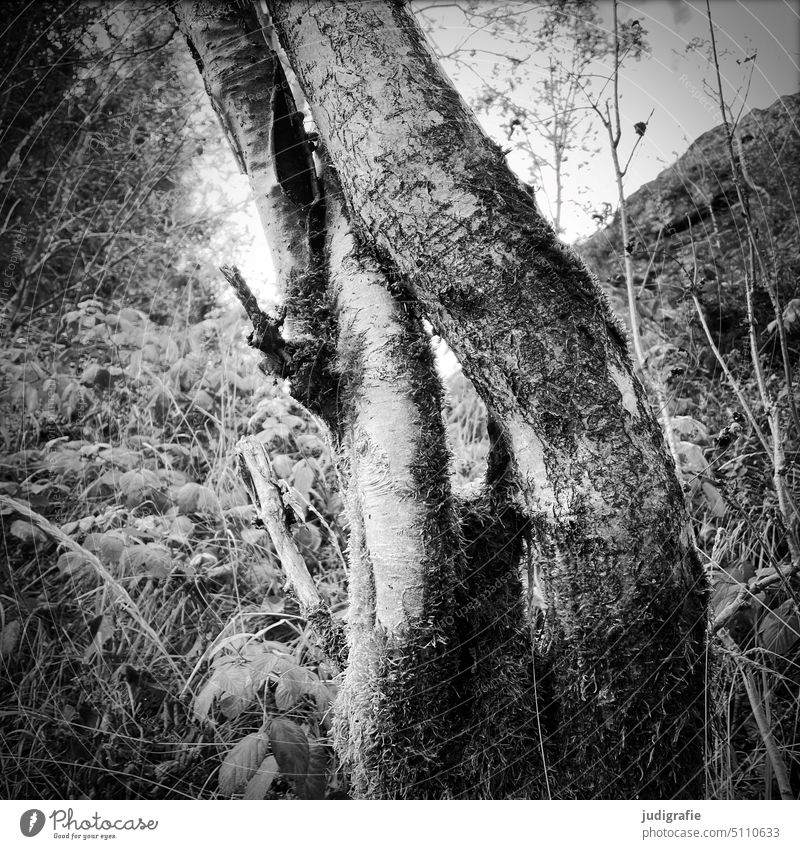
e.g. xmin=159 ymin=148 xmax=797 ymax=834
xmin=415 ymin=0 xmax=800 ymax=239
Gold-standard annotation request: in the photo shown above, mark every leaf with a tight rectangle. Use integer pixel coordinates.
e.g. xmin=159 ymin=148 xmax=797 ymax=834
xmin=118 ymin=306 xmax=147 ymax=325
xmin=80 ymin=364 xmax=122 ymax=390
xmin=24 ymin=384 xmax=40 ymax=413
xmin=281 ymin=414 xmax=306 ymax=431
xmin=119 ymin=469 xmax=162 ymax=509
xmin=249 ymin=652 xmax=279 ymax=687
xmin=767 ymin=298 xmax=800 ymax=334
xmin=82 ymin=532 xmax=125 ymax=565
xmin=295 ymin=434 xmax=325 ymax=457
xmin=212 ymin=658 xmax=251 ymax=697
xmin=218 ymin=733 xmax=270 ymax=795
xmin=168 ymin=515 xmax=194 ymax=545
xmin=701 ymin=482 xmax=727 ymax=518
xmin=296 ymin=744 xmax=328 ymax=800
xmin=9 ymin=519 xmax=47 ymax=545
xmin=191 ymin=389 xmax=214 ymax=411
xmin=671 ymin=415 xmax=710 ymax=445
xmin=175 ymin=482 xmax=220 ymax=516
xmin=241 ymin=527 xmax=266 ymax=545
xmin=275 ymin=679 xmax=299 ymax=711
xmin=758 ymin=600 xmax=800 ymax=656
xmin=270 ymin=453 xmax=294 ymax=480
xmin=709 ymin=568 xmax=741 ymax=620
xmin=97 ymin=447 xmax=141 ymax=469
xmin=56 ymin=551 xmax=93 ymax=579
xmin=292 ymin=459 xmax=315 ymax=504
xmin=676 ymin=441 xmax=707 ymax=477
xmin=119 ymin=468 xmax=161 ymax=497
xmin=119 ymin=543 xmax=172 ymax=578
xmin=1 ymin=619 xmax=22 ymax=659
xmin=219 ymin=693 xmax=251 ymax=720
xmin=293 ymin=524 xmax=321 ymax=553
xmin=243 ymin=755 xmax=279 ymax=799
xmin=269 ymin=718 xmax=309 ymax=780
xmin=275 ymin=666 xmax=319 ymax=711
xmin=193 ymin=678 xmax=222 ymax=722
xmin=261 ymin=594 xmax=285 ymax=615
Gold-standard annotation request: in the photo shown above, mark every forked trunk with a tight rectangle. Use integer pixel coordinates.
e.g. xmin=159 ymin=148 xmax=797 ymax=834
xmin=182 ymin=0 xmax=707 ymax=799
xmin=269 ymin=0 xmax=707 ymax=799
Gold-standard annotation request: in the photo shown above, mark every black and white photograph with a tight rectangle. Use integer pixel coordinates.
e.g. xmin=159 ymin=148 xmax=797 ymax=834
xmin=1 ymin=0 xmax=799 ymax=837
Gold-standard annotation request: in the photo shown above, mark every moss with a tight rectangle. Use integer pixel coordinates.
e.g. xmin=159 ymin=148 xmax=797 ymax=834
xmin=449 ymin=481 xmax=549 ymax=799
xmin=539 ymin=511 xmax=708 ymax=799
xmin=283 ymin=233 xmax=342 ymax=430
xmin=332 ymin=283 xmax=556 ymax=799
xmin=306 ymin=606 xmax=348 ymax=669
xmin=334 ymin=290 xmax=466 ymax=798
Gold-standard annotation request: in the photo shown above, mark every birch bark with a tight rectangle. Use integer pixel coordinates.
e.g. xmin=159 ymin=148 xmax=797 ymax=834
xmin=269 ymin=0 xmax=707 ymax=799
xmin=178 ymin=1 xmax=467 ymax=798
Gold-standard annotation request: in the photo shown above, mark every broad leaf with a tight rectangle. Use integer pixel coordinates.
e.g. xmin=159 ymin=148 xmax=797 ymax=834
xmin=758 ymin=600 xmax=800 ymax=656
xmin=243 ymin=755 xmax=279 ymax=800
xmin=296 ymin=743 xmax=328 ymax=800
xmin=175 ymin=482 xmax=220 ymax=516
xmin=269 ymin=718 xmax=309 ymax=780
xmin=292 ymin=459 xmax=315 ymax=504
xmin=218 ymin=733 xmax=270 ymax=795
xmin=83 ymin=532 xmax=125 ymax=565
xmin=9 ymin=519 xmax=47 ymax=545
xmin=120 ymin=543 xmax=172 ymax=578
xmin=193 ymin=678 xmax=223 ymax=722
xmin=0 ymin=619 xmax=21 ymax=659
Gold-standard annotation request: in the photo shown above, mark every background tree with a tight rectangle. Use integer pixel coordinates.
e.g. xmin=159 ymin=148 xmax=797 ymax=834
xmin=0 ymin=1 xmax=286 ymax=798
xmin=0 ymin=1 xmax=226 ymax=333
xmin=417 ymin=0 xmax=609 ymax=236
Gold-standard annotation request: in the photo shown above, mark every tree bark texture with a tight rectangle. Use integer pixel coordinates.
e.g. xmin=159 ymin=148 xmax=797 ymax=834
xmin=269 ymin=0 xmax=708 ymax=799
xmin=179 ymin=1 xmax=531 ymax=799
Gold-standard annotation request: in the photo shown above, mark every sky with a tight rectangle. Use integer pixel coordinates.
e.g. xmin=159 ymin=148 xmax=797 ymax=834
xmin=415 ymin=0 xmax=800 ymax=239
xmin=219 ymin=0 xmax=799 ymax=303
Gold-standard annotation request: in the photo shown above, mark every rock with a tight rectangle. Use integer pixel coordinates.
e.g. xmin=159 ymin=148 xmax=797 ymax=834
xmin=577 ymin=93 xmax=800 ymax=357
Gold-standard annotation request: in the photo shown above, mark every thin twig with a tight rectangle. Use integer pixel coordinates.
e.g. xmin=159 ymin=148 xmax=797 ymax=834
xmin=717 ymin=631 xmax=793 ymax=800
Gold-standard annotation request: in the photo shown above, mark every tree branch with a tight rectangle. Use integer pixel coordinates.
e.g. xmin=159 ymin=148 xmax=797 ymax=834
xmin=236 ymin=436 xmax=346 ymax=665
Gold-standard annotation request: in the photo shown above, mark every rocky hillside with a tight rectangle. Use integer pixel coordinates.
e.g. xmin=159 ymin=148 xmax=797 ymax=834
xmin=578 ymin=92 xmax=800 ymax=358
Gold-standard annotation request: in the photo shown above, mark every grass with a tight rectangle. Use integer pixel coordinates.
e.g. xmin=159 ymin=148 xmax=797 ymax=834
xmin=1 ymin=291 xmax=798 ymax=799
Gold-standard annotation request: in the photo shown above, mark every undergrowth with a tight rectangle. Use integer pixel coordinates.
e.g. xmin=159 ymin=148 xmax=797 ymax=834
xmin=2 ymin=292 xmax=798 ymax=798
xmin=0 ymin=300 xmax=347 ymax=799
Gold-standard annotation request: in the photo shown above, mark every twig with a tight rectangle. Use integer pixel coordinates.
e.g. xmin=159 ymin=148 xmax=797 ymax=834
xmin=220 ymin=263 xmax=263 ymax=328
xmin=235 ymin=436 xmax=346 ymax=665
xmin=220 ymin=264 xmax=289 ymax=375
xmin=717 ymin=631 xmax=793 ymax=800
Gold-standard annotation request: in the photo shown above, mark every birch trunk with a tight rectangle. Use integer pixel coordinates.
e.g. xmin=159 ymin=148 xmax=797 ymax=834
xmin=179 ymin=1 xmax=495 ymax=798
xmin=270 ymin=0 xmax=707 ymax=799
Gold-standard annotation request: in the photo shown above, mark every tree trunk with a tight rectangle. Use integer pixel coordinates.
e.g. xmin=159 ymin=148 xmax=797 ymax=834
xmin=268 ymin=0 xmax=707 ymax=800
xmin=181 ymin=0 xmax=707 ymax=799
xmin=178 ymin=1 xmax=492 ymax=799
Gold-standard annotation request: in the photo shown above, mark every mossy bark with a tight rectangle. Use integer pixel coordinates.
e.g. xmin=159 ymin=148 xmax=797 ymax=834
xmin=270 ymin=0 xmax=708 ymax=799
xmin=325 ymin=193 xmax=464 ymax=797
xmin=181 ymin=2 xmax=537 ymax=799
